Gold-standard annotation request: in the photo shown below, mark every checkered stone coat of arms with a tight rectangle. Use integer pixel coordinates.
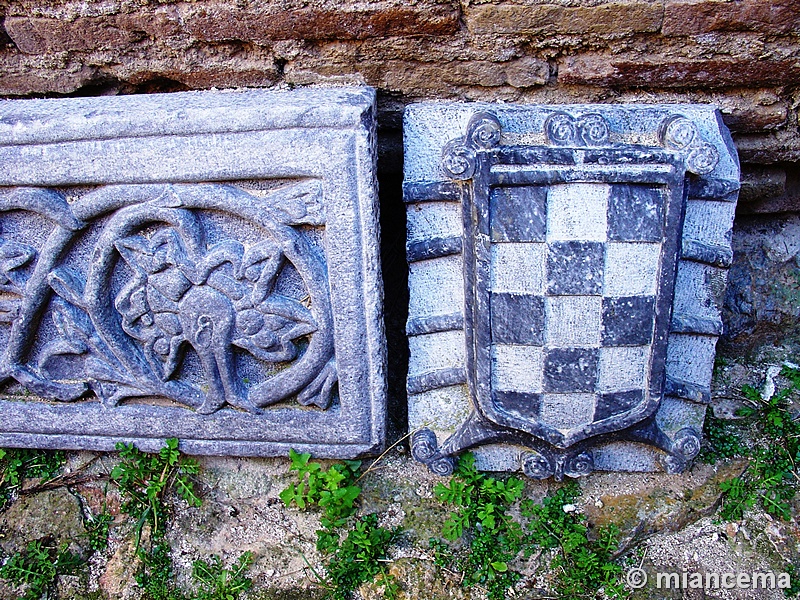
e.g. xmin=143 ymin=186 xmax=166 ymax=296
xmin=404 ymin=104 xmax=739 ymax=479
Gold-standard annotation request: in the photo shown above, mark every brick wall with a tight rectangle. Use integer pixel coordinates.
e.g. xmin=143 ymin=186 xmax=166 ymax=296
xmin=1 ymin=1 xmax=798 ymax=165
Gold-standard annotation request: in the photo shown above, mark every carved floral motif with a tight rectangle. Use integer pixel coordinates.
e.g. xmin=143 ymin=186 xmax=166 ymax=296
xmin=0 ymin=182 xmax=338 ymax=414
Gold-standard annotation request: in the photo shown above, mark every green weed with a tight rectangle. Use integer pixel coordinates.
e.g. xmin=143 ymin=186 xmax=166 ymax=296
xmin=715 ymin=366 xmax=800 ymax=522
xmin=698 ymin=411 xmax=746 ymax=464
xmin=83 ymin=508 xmax=113 ymax=552
xmin=0 ymin=538 xmax=82 ymax=600
xmin=192 ymin=552 xmax=254 ymax=600
xmin=280 ymin=449 xmax=399 ymax=600
xmin=432 ymin=454 xmax=629 ymax=600
xmin=521 ymin=483 xmax=628 ymax=599
xmin=110 ymin=438 xmax=201 ymax=600
xmin=0 ymin=448 xmax=65 ymax=510
xmin=0 ymin=440 xmax=255 ymax=600
xmin=432 ymin=453 xmax=524 ymax=599
xmin=111 ymin=438 xmax=200 ymax=538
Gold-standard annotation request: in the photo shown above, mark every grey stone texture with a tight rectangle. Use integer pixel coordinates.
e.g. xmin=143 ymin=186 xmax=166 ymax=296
xmin=0 ymin=87 xmax=386 ymax=458
xmin=405 ymin=103 xmax=739 ymax=478
xmin=721 ymin=213 xmax=800 ymax=354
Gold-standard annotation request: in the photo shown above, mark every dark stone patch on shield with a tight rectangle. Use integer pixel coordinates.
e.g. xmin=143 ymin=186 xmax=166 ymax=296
xmin=608 ymin=185 xmax=663 ymax=242
xmin=491 ymin=293 xmax=545 ymax=344
xmin=493 ymin=390 xmax=541 ymax=418
xmin=594 ymin=389 xmax=644 ymax=421
xmin=546 ymin=241 xmax=604 ymax=295
xmin=543 ymin=347 xmax=599 ymax=393
xmin=490 ymin=186 xmax=547 ymax=242
xmin=602 ymin=296 xmax=655 ymax=345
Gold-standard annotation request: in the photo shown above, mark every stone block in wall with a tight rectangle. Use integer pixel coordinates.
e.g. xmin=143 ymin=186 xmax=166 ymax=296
xmin=465 ymin=3 xmax=663 ymax=36
xmin=662 ymin=0 xmax=800 ymax=36
xmin=405 ymin=103 xmax=739 ymax=478
xmin=0 ymin=87 xmax=385 ymax=457
xmin=560 ymin=54 xmax=800 ymax=90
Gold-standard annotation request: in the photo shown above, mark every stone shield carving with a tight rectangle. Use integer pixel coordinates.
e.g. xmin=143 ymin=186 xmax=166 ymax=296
xmin=405 ymin=104 xmax=739 ymax=478
xmin=0 ymin=88 xmax=385 ymax=457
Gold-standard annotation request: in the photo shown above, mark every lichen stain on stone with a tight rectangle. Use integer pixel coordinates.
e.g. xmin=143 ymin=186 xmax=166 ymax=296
xmin=581 ymin=458 xmax=749 ymax=542
xmin=0 ymin=488 xmax=86 ymax=554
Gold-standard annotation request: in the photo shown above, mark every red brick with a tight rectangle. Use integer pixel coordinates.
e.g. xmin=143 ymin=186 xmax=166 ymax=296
xmin=738 ymin=165 xmax=786 ymax=204
xmin=506 ymin=56 xmax=550 ymax=87
xmin=719 ymin=102 xmax=788 ymax=133
xmin=466 ymin=3 xmax=663 ymax=35
xmin=184 ymin=2 xmax=460 ymax=43
xmin=0 ymin=54 xmax=97 ymax=94
xmin=560 ymin=54 xmax=800 ymax=89
xmin=372 ymin=59 xmax=508 ymax=92
xmin=5 ymin=16 xmax=130 ymax=53
xmin=735 ymin=130 xmax=800 ymax=164
xmin=5 ymin=11 xmax=181 ymax=54
xmin=663 ymin=0 xmax=800 ymax=35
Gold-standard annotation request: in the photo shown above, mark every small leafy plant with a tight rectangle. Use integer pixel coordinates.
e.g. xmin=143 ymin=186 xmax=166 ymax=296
xmin=83 ymin=508 xmax=113 ymax=552
xmin=279 ymin=448 xmax=362 ymax=544
xmin=698 ymin=410 xmax=746 ymax=464
xmin=432 ymin=453 xmax=525 ymax=599
xmin=521 ymin=483 xmax=628 ymax=599
xmin=111 ymin=438 xmax=201 ymax=538
xmin=0 ymin=440 xmax=258 ymax=600
xmin=192 ymin=552 xmax=254 ymax=600
xmin=714 ymin=365 xmax=800 ymax=521
xmin=280 ymin=449 xmax=399 ymax=600
xmin=0 ymin=448 xmax=65 ymax=510
xmin=432 ymin=454 xmax=629 ymax=600
xmin=110 ymin=438 xmax=201 ymax=600
xmin=0 ymin=538 xmax=82 ymax=600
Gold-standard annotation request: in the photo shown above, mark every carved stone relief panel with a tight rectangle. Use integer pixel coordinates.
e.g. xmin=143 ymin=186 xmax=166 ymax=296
xmin=405 ymin=104 xmax=739 ymax=478
xmin=0 ymin=87 xmax=385 ymax=457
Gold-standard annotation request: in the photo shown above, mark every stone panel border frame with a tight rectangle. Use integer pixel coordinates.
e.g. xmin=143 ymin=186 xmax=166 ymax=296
xmin=0 ymin=87 xmax=385 ymax=458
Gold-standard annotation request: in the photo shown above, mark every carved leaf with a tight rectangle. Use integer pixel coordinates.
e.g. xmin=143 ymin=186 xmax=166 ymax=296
xmin=51 ymin=298 xmax=93 ymax=341
xmin=296 ymin=359 xmax=338 ymax=409
xmin=48 ymin=267 xmax=87 ymax=309
xmin=240 ymin=241 xmax=283 ymax=300
xmin=160 ymin=336 xmax=186 ymax=381
xmin=233 ymin=296 xmax=317 ymax=363
xmin=116 ymin=235 xmax=167 ymax=275
xmin=153 ymin=312 xmax=182 ymax=337
xmin=85 ymin=356 xmax=131 ymax=385
xmin=148 ymin=268 xmax=192 ymax=302
xmin=142 ymin=334 xmax=182 ymax=382
xmin=0 ymin=300 xmax=19 ymax=323
xmin=194 ymin=240 xmax=244 ymax=283
xmin=11 ymin=365 xmax=87 ymax=402
xmin=233 ymin=334 xmax=291 ymax=362
xmin=91 ymin=380 xmax=144 ymax=408
xmin=206 ymin=271 xmax=247 ymax=302
xmin=38 ymin=338 xmax=89 ymax=374
xmin=259 ymin=295 xmax=316 ymax=327
xmin=0 ymin=238 xmax=36 ymax=292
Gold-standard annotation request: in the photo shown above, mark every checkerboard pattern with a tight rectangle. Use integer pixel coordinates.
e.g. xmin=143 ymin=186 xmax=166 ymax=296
xmin=488 ymin=183 xmax=664 ymax=432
